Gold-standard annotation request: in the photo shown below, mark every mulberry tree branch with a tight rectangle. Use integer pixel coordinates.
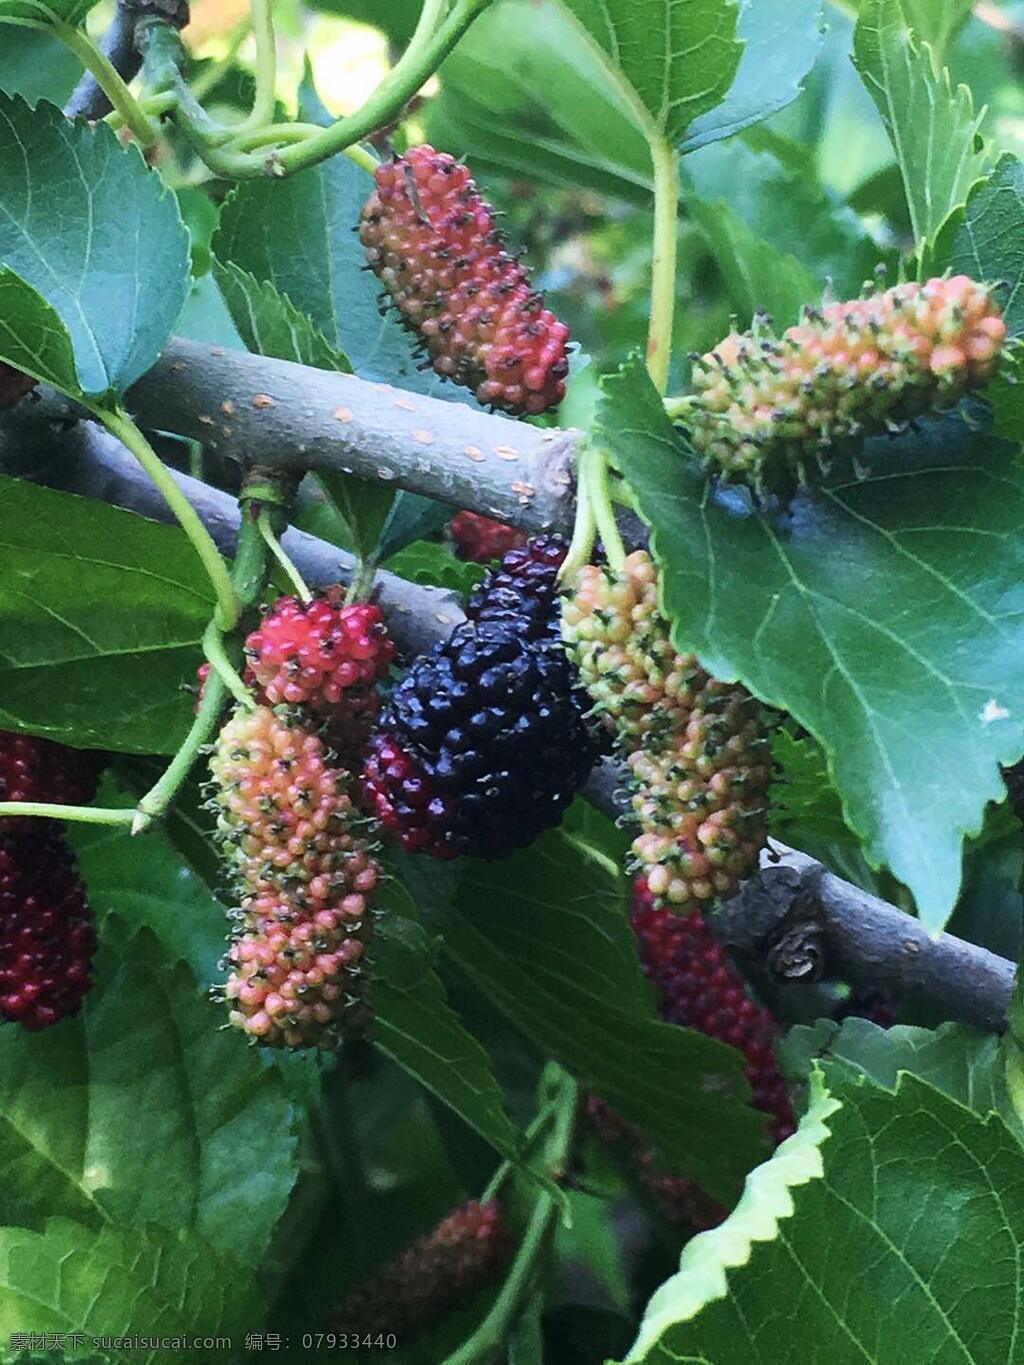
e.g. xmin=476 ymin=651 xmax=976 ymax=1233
xmin=63 ymin=0 xmax=190 ymax=123
xmin=17 ymin=408 xmax=1017 ymax=1038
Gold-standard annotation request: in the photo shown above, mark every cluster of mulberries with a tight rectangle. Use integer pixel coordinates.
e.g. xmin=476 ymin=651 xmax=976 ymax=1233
xmin=589 ymin=875 xmax=793 ymax=1230
xmin=210 ymin=705 xmax=380 ymax=1048
xmin=685 ymin=275 xmax=1007 ymax=495
xmin=359 ymin=145 xmax=570 ymax=415
xmin=0 ymin=732 xmax=102 ymax=1031
xmin=364 ymin=537 xmax=601 ymax=859
xmin=332 ymin=1201 xmax=512 ymax=1338
xmin=449 ymin=510 xmax=526 ymax=563
xmin=562 ymin=550 xmax=771 ymax=911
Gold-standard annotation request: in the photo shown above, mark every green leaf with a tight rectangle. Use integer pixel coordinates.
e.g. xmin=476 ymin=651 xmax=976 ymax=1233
xmin=623 ymin=1062 xmax=1024 ymax=1362
xmin=0 ymin=0 xmax=100 ymax=20
xmin=0 ymin=920 xmax=302 ymax=1266
xmin=384 ymin=539 xmax=485 ymax=596
xmin=373 ymin=880 xmax=542 ymax=1185
xmin=684 ymin=0 xmax=825 ymax=152
xmin=431 ymin=832 xmax=769 ymax=1203
xmin=557 ymin=0 xmax=742 ymax=145
xmin=852 ymin=0 xmax=985 ymax=250
xmin=942 ymin=155 xmax=1024 ymax=338
xmin=685 ymin=129 xmax=889 ymax=299
xmin=0 ymin=267 xmax=81 ymax=394
xmin=214 ymin=155 xmax=479 ymax=404
xmin=602 ymin=357 xmax=1024 ymax=930
xmin=686 ymin=195 xmax=821 ymax=328
xmin=899 ymin=0 xmax=974 ymax=66
xmin=0 ymin=30 xmax=79 ymax=105
xmin=427 ymin=0 xmax=821 ymax=204
xmin=0 ymin=476 xmax=210 ymax=754
xmin=213 ymin=259 xmax=351 ymax=372
xmin=0 ymin=95 xmax=189 ymax=397
xmin=0 ymin=1219 xmax=258 ymax=1359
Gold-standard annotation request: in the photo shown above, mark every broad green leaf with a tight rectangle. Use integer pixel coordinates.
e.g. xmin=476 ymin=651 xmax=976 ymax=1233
xmin=0 ymin=1219 xmax=258 ymax=1359
xmin=0 ymin=30 xmax=78 ymax=105
xmin=0 ymin=95 xmax=189 ymax=397
xmin=686 ymin=130 xmax=888 ymax=299
xmin=0 ymin=267 xmax=81 ymax=394
xmin=432 ymin=832 xmax=769 ymax=1203
xmin=686 ymin=196 xmax=821 ymax=328
xmin=428 ymin=0 xmax=821 ymax=204
xmin=215 ymin=156 xmax=481 ymax=404
xmin=623 ymin=1063 xmax=1024 ymax=1362
xmin=557 ymin=0 xmax=742 ymax=146
xmin=0 ymin=921 xmax=301 ymax=1266
xmin=303 ymin=0 xmax=420 ymax=42
xmin=0 ymin=0 xmax=100 ymax=20
xmin=372 ymin=882 xmax=541 ymax=1183
xmin=384 ymin=539 xmax=485 ymax=596
xmin=942 ymin=155 xmax=1024 ymax=338
xmin=0 ymin=477 xmax=209 ymax=754
xmin=213 ymin=259 xmax=351 ymax=372
xmin=684 ymin=0 xmax=824 ymax=151
xmin=602 ymin=357 xmax=1024 ymax=930
xmin=853 ymin=0 xmax=985 ymax=250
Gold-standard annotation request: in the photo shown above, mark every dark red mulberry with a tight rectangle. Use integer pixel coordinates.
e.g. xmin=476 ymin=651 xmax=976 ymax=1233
xmin=0 ymin=361 xmax=36 ymax=409
xmin=359 ymin=145 xmax=570 ymax=415
xmin=0 ymin=732 xmax=103 ymax=830
xmin=0 ymin=828 xmax=96 ymax=1031
xmin=332 ymin=1200 xmax=512 ymax=1338
xmin=449 ymin=510 xmax=526 ymax=563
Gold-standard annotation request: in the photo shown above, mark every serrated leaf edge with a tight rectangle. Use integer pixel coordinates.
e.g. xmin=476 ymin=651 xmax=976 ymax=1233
xmin=619 ymin=1069 xmax=841 ymax=1363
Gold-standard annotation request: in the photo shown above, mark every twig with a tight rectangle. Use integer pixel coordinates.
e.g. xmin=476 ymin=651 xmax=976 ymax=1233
xmin=64 ymin=0 xmax=189 ymax=124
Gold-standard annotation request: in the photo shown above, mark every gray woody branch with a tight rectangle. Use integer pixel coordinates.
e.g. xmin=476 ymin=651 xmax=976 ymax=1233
xmin=14 ymin=405 xmax=1015 ymax=1037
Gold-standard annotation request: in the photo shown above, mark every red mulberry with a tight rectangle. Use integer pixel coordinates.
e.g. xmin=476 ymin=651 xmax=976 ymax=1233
xmin=686 ymin=275 xmax=1007 ymax=495
xmin=332 ymin=1200 xmax=512 ymax=1338
xmin=210 ymin=705 xmax=379 ymax=1048
xmin=0 ymin=731 xmax=103 ymax=830
xmin=449 ymin=510 xmax=526 ymax=563
xmin=0 ymin=828 xmax=96 ymax=1031
xmin=359 ymin=145 xmax=570 ymax=415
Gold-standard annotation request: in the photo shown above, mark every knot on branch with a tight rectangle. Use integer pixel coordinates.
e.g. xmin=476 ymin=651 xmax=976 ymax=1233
xmin=716 ymin=856 xmax=831 ymax=985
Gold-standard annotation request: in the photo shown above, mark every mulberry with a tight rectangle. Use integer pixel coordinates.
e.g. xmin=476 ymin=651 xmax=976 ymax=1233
xmin=0 ymin=360 xmax=36 ymax=409
xmin=0 ymin=828 xmax=96 ymax=1031
xmin=0 ymin=731 xmax=103 ymax=829
xmin=562 ymin=551 xmax=771 ymax=910
xmin=332 ymin=1200 xmax=512 ymax=1338
xmin=210 ymin=705 xmax=378 ymax=1048
xmin=359 ymin=145 xmax=570 ymax=415
xmin=449 ymin=510 xmax=526 ymax=563
xmin=686 ymin=275 xmax=1007 ymax=495
xmin=365 ymin=538 xmax=600 ymax=859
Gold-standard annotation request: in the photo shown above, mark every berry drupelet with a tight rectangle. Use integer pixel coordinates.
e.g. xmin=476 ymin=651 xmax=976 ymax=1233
xmin=359 ymin=145 xmax=570 ymax=415
xmin=332 ymin=1200 xmax=512 ymax=1338
xmin=210 ymin=705 xmax=379 ymax=1048
xmin=685 ymin=274 xmax=1007 ymax=496
xmin=0 ymin=731 xmax=103 ymax=828
xmin=365 ymin=537 xmax=601 ymax=859
xmin=449 ymin=510 xmax=526 ymax=563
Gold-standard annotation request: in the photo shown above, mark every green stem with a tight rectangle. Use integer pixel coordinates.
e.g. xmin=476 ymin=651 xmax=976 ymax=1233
xmin=444 ymin=1066 xmax=578 ymax=1365
xmin=647 ymin=134 xmax=680 ymax=395
xmin=203 ymin=619 xmax=255 ymax=709
xmin=480 ymin=1098 xmax=561 ymax=1205
xmin=274 ymin=0 xmax=492 ymax=177
xmin=0 ymin=801 xmax=135 ymax=827
xmin=259 ymin=510 xmax=312 ymax=602
xmin=95 ymin=404 xmax=240 ymax=630
xmin=558 ymin=447 xmax=598 ymax=584
xmin=53 ymin=20 xmax=158 ymax=146
xmin=231 ymin=0 xmax=277 ymax=134
xmin=586 ymin=445 xmax=626 ymax=573
xmin=228 ymin=123 xmax=380 ymax=173
xmin=134 ymin=501 xmax=274 ymax=829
